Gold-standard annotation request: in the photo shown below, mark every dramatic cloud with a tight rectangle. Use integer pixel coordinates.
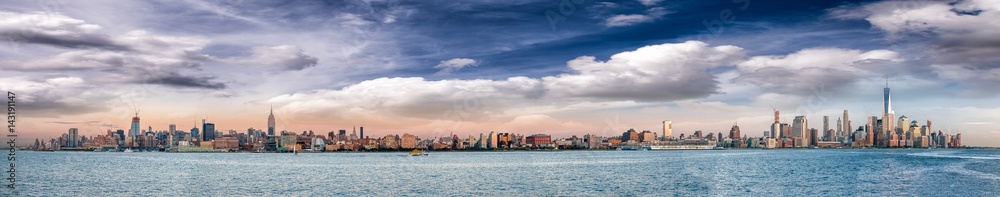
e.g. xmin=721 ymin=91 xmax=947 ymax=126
xmin=735 ymin=48 xmax=904 ymax=95
xmin=544 ymin=41 xmax=745 ymax=102
xmin=0 ymin=11 xmax=229 ymax=89
xmin=832 ymin=0 xmax=1000 ymax=91
xmin=0 ymin=11 xmax=122 ymax=50
xmin=433 ymin=58 xmax=477 ymax=75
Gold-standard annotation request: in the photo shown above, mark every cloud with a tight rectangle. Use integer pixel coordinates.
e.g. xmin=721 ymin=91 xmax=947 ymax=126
xmin=832 ymin=0 xmax=1000 ymax=91
xmin=603 ymin=7 xmax=670 ymax=27
xmin=0 ymin=76 xmax=112 ymax=117
xmin=232 ymin=45 xmax=319 ymax=71
xmin=544 ymin=41 xmax=745 ymax=102
xmin=433 ymin=58 xmax=477 ymax=75
xmin=269 ymin=76 xmax=546 ymax=124
xmin=0 ymin=11 xmax=123 ymax=50
xmin=141 ymin=73 xmax=227 ymax=89
xmin=0 ymin=11 xmax=229 ymax=89
xmin=270 ymin=41 xmax=745 ymax=126
xmin=637 ymin=0 xmax=664 ymax=6
xmin=735 ymin=48 xmax=904 ymax=95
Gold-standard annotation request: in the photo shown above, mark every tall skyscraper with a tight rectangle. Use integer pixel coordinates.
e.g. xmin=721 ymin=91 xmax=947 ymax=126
xmin=770 ymin=109 xmax=780 ymax=139
xmin=130 ymin=111 xmax=140 ymax=137
xmin=883 ymin=77 xmax=892 ymax=115
xmin=662 ymin=120 xmax=672 ymax=140
xmin=823 ymin=116 xmax=829 ymax=137
xmin=360 ymin=126 xmax=364 ymax=139
xmin=842 ymin=110 xmax=850 ymax=139
xmin=169 ymin=123 xmax=176 ymax=133
xmin=68 ymin=128 xmax=78 ymax=148
xmin=267 ymin=105 xmax=276 ymax=136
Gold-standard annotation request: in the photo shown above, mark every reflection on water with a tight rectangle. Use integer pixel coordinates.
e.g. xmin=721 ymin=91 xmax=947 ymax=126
xmin=3 ymin=149 xmax=999 ymax=196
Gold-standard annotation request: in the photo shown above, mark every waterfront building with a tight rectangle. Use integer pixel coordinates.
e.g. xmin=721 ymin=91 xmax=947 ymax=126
xmin=525 ymin=134 xmax=552 ymax=147
xmin=728 ymin=124 xmax=741 ymax=140
xmin=203 ymin=120 xmax=216 ymax=141
xmin=792 ymin=116 xmax=808 ymax=146
xmin=662 ymin=120 xmax=672 ymax=140
xmin=639 ymin=130 xmax=657 ymax=143
xmin=621 ymin=129 xmax=639 ymax=144
xmin=401 ymin=134 xmax=417 ymax=149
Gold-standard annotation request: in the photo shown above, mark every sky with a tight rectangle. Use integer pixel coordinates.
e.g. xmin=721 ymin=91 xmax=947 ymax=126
xmin=1 ymin=0 xmax=998 ymax=147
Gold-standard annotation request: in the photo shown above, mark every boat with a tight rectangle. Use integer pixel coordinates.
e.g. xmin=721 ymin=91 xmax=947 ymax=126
xmin=123 ymin=148 xmax=134 ymax=153
xmin=409 ymin=149 xmax=428 ymax=156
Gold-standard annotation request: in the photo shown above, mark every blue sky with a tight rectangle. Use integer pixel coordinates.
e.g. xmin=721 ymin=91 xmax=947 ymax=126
xmin=1 ymin=0 xmax=998 ymax=146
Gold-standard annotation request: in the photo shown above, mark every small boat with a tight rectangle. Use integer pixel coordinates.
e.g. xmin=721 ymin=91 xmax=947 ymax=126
xmin=409 ymin=149 xmax=427 ymax=156
xmin=124 ymin=148 xmax=134 ymax=153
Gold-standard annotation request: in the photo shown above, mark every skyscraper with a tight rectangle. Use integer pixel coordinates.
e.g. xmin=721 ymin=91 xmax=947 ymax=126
xmin=792 ymin=116 xmax=808 ymax=141
xmin=662 ymin=120 xmax=672 ymax=140
xmin=168 ymin=123 xmax=176 ymax=133
xmin=823 ymin=116 xmax=829 ymax=138
xmin=130 ymin=111 xmax=140 ymax=137
xmin=884 ymin=77 xmax=892 ymax=115
xmin=842 ymin=110 xmax=850 ymax=139
xmin=68 ymin=128 xmax=78 ymax=148
xmin=203 ymin=121 xmax=216 ymax=141
xmin=770 ymin=109 xmax=780 ymax=139
xmin=267 ymin=105 xmax=276 ymax=136
xmin=728 ymin=124 xmax=741 ymax=140
xmin=897 ymin=115 xmax=908 ymax=134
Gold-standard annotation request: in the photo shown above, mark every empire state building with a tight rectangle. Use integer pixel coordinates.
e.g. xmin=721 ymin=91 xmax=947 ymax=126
xmin=267 ymin=105 xmax=276 ymax=136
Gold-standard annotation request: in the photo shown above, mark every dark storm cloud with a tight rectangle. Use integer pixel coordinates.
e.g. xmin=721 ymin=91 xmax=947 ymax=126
xmin=141 ymin=73 xmax=227 ymax=89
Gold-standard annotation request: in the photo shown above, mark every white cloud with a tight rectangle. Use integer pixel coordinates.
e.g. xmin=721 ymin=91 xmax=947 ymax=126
xmin=544 ymin=41 xmax=745 ymax=102
xmin=605 ymin=14 xmax=653 ymax=27
xmin=604 ymin=7 xmax=670 ymax=27
xmin=433 ymin=58 xmax=477 ymax=75
xmin=269 ymin=41 xmax=746 ymax=130
xmin=735 ymin=48 xmax=904 ymax=95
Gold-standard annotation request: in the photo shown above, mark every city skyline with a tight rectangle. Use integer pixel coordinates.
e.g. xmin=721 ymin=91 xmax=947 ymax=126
xmin=1 ymin=0 xmax=998 ymax=147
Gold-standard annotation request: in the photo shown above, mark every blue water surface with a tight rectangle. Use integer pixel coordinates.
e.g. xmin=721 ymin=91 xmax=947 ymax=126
xmin=2 ymin=149 xmax=998 ymax=196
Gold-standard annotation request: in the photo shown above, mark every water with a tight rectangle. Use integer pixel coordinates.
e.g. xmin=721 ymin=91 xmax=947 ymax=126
xmin=2 ymin=149 xmax=999 ymax=196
